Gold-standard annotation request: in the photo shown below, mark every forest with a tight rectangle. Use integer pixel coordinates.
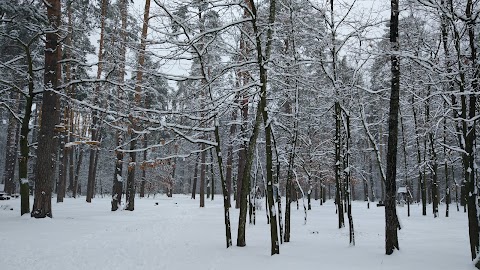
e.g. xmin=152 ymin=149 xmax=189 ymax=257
xmin=0 ymin=0 xmax=479 ymax=269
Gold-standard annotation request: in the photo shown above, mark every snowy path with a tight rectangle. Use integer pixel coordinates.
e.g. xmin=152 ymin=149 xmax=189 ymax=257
xmin=0 ymin=195 xmax=475 ymax=269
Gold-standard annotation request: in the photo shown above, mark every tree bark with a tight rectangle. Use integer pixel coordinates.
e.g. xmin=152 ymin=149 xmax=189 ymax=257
xmin=241 ymin=0 xmax=279 ymax=255
xmin=412 ymin=95 xmax=426 ymax=215
xmin=191 ymin=155 xmax=199 ymax=199
xmin=57 ymin=107 xmax=68 ymax=203
xmin=112 ymin=0 xmax=128 ymax=210
xmin=385 ymin=0 xmax=400 ymax=254
xmin=73 ymin=146 xmax=83 ymax=198
xmin=235 ymin=0 xmax=251 ymax=209
xmin=112 ymin=135 xmax=123 ymax=210
xmin=344 ymin=113 xmax=355 ymax=245
xmin=399 ymin=111 xmax=408 ymax=215
xmin=140 ymin=135 xmax=147 ymax=198
xmin=424 ymin=86 xmax=439 ymax=218
xmin=125 ymin=0 xmax=151 ymax=211
xmin=335 ymin=102 xmax=344 ymax=228
xmin=464 ymin=0 xmax=479 ymax=266
xmin=32 ymin=0 xmax=61 ymax=218
xmin=3 ymin=91 xmax=20 ymax=195
xmin=68 ymin=111 xmax=74 ymax=195
xmin=225 ymin=97 xmax=238 ymax=207
xmin=440 ymin=0 xmax=454 ymax=218
xmin=210 ymin=149 xmax=215 ymax=200
xmin=86 ymin=0 xmax=108 ymax=203
xmin=200 ymin=144 xmax=206 ymax=207
xmin=65 ymin=3 xmax=74 ymax=196
xmin=18 ymin=37 xmax=37 ymax=215
xmin=92 ymin=133 xmax=101 ymax=198
xmin=212 ymin=113 xmax=233 ymax=248
xmin=125 ymin=137 xmax=136 ymax=210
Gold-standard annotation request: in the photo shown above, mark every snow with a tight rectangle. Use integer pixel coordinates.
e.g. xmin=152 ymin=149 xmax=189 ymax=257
xmin=0 ymin=196 xmax=475 ymax=270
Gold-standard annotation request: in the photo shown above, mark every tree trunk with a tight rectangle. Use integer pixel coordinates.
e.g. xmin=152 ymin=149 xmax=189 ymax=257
xmin=369 ymin=150 xmax=375 ymax=203
xmin=225 ymin=100 xmax=238 ymax=207
xmin=235 ymin=0 xmax=251 ymax=209
xmin=210 ymin=149 xmax=215 ymax=200
xmin=379 ymin=125 xmax=385 ymax=202
xmin=125 ymin=137 xmax=136 ymax=211
xmin=306 ymin=176 xmax=312 ymax=209
xmin=68 ymin=111 xmax=74 ymax=195
xmin=86 ymin=141 xmax=96 ymax=202
xmin=3 ymin=91 xmax=20 ymax=195
xmin=200 ymin=144 xmax=206 ymax=207
xmin=18 ymin=36 xmax=37 ymax=215
xmin=140 ymin=135 xmax=147 ymax=198
xmin=207 ymin=167 xmax=211 ymax=200
xmin=32 ymin=0 xmax=61 ymax=218
xmin=57 ymin=107 xmax=68 ymax=203
xmin=344 ymin=113 xmax=355 ymax=245
xmin=334 ymin=102 xmax=344 ymax=228
xmin=400 ymin=111 xmax=410 ymax=216
xmin=464 ymin=0 xmax=479 ymax=266
xmin=248 ymin=0 xmax=279 ymax=255
xmin=283 ymin=101 xmax=296 ymax=243
xmin=236 ymin=130 xmax=247 ymax=209
xmin=273 ymin=140 xmax=281 ymax=232
xmin=73 ymin=146 xmax=83 ymax=198
xmin=111 ymin=0 xmax=128 ymax=210
xmin=112 ymin=137 xmax=123 ymax=210
xmin=86 ymin=0 xmax=108 ymax=203
xmin=67 ymin=108 xmax=75 ymax=195
xmin=284 ymin=168 xmax=292 ymax=242
xmin=440 ymin=0 xmax=454 ymax=218
xmin=92 ymin=133 xmax=101 ymax=198
xmin=212 ymin=112 xmax=233 ymax=248
xmin=191 ymin=155 xmax=199 ymax=199
xmin=425 ymin=87 xmax=439 ymax=218
xmin=125 ymin=0 xmax=151 ymax=211
xmin=64 ymin=0 xmax=73 ymax=197
xmin=236 ymin=100 xmax=262 ymax=246
xmin=412 ymin=95 xmax=426 ymax=215
xmin=385 ymin=0 xmax=400 ymax=254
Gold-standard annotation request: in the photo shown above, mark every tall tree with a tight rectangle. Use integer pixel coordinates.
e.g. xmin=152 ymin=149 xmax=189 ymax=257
xmin=464 ymin=0 xmax=479 ymax=266
xmin=236 ymin=0 xmax=280 ymax=255
xmin=125 ymin=0 xmax=151 ymax=211
xmin=2 ymin=91 xmax=20 ymax=195
xmin=86 ymin=0 xmax=108 ymax=203
xmin=31 ymin=0 xmax=62 ymax=218
xmin=385 ymin=0 xmax=400 ymax=254
xmin=111 ymin=0 xmax=129 ymax=211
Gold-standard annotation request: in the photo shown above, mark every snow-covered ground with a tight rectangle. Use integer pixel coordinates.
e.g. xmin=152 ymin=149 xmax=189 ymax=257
xmin=0 ymin=195 xmax=474 ymax=270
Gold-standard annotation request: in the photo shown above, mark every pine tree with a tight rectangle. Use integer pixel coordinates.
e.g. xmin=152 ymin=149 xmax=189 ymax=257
xmin=31 ymin=0 xmax=62 ymax=218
